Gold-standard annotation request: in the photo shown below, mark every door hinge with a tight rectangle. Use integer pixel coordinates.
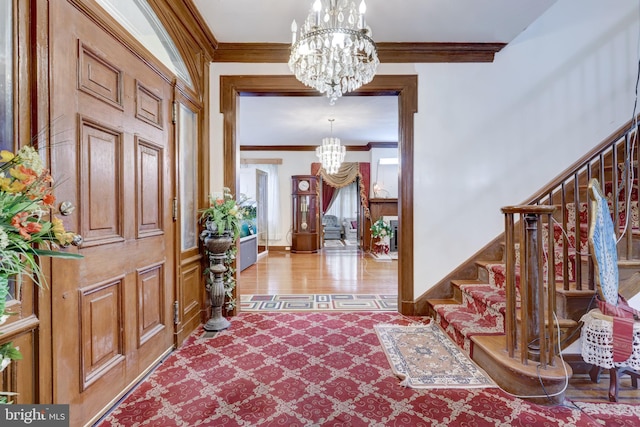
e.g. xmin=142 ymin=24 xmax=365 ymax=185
xmin=173 ymin=301 xmax=179 ymax=325
xmin=172 ymin=197 xmax=178 ymax=222
xmin=171 ymin=101 xmax=177 ymax=124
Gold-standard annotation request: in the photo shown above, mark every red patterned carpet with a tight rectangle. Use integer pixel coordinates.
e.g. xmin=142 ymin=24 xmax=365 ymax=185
xmin=97 ymin=312 xmax=639 ymax=426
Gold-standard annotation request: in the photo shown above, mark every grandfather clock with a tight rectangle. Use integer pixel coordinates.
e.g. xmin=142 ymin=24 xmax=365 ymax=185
xmin=291 ymin=175 xmax=319 ymax=253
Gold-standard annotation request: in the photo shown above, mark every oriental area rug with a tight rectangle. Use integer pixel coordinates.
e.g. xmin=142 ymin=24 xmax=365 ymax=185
xmin=241 ymin=293 xmax=397 ymax=311
xmin=97 ymin=312 xmax=640 ymax=427
xmin=322 ymin=239 xmax=345 ymax=247
xmin=374 ymin=322 xmax=497 ymax=389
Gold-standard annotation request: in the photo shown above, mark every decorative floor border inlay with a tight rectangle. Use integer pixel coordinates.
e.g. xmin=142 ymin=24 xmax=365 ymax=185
xmin=240 ymin=294 xmax=398 ymax=311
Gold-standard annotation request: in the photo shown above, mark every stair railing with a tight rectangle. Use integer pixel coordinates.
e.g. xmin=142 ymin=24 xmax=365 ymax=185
xmin=520 ymin=120 xmax=639 ymax=293
xmin=501 ymin=117 xmax=639 ymax=366
xmin=502 ymin=206 xmax=557 ymax=366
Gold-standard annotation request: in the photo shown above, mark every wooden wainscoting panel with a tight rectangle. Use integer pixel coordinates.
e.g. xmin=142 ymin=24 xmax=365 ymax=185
xmin=79 ymin=278 xmax=125 ymax=391
xmin=136 ymin=137 xmax=164 ymax=238
xmin=78 ymin=41 xmax=123 ymax=110
xmin=176 ymin=262 xmax=203 ymax=344
xmin=135 ymin=81 xmax=163 ymax=129
xmin=79 ymin=117 xmax=124 ymax=247
xmin=137 ymin=263 xmax=165 ymax=347
xmin=0 ymin=328 xmax=36 ymax=404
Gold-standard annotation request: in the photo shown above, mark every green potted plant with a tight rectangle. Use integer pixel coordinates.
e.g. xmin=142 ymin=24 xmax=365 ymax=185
xmin=199 ymin=188 xmax=245 ymax=331
xmin=199 ymin=187 xmax=243 ymax=240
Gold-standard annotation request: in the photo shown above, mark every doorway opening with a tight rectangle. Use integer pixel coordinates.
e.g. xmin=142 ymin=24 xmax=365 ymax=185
xmin=321 ymin=180 xmax=360 ymax=248
xmin=221 ymin=74 xmax=418 ymax=315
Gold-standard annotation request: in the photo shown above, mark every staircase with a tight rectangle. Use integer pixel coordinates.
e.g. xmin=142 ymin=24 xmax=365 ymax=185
xmin=424 ymin=119 xmax=640 ymax=403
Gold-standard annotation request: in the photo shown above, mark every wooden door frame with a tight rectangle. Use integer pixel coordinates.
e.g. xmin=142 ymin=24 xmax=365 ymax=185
xmin=220 ymin=75 xmax=418 ymax=315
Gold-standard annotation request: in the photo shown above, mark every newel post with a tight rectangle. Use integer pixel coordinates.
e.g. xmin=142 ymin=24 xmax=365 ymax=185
xmin=501 ymin=205 xmax=556 ymax=366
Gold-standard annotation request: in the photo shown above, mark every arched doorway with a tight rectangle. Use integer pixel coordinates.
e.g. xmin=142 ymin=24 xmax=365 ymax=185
xmin=220 ymin=75 xmax=417 ymax=315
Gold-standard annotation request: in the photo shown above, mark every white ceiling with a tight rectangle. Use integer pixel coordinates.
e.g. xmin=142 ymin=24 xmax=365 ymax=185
xmin=192 ymin=0 xmax=558 ymax=146
xmin=194 ymin=0 xmax=557 ymax=44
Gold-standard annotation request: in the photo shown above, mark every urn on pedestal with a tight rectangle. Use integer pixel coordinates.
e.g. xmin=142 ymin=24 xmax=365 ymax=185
xmin=198 ymin=188 xmax=243 ymax=331
xmin=200 ymin=226 xmax=233 ymax=331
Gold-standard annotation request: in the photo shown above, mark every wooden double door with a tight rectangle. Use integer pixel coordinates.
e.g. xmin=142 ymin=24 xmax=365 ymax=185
xmin=47 ymin=2 xmax=182 ymax=425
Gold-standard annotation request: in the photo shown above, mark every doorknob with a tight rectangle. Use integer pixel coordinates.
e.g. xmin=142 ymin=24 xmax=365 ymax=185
xmin=71 ymin=234 xmax=83 ymax=247
xmin=59 ymin=201 xmax=75 ymax=216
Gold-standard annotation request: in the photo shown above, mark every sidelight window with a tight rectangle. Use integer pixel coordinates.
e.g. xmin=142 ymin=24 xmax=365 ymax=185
xmin=0 ymin=0 xmax=12 ymax=152
xmin=178 ymin=103 xmax=199 ymax=251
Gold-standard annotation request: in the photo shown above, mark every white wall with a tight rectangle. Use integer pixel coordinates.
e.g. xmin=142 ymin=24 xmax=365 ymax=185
xmin=237 ymin=150 xmax=370 ymax=247
xmin=208 ymin=0 xmax=640 ymax=299
xmin=370 ymin=147 xmax=399 ymax=198
xmin=411 ymin=0 xmax=639 ymax=297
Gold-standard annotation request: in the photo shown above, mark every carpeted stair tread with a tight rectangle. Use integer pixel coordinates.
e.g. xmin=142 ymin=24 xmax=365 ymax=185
xmin=451 ymin=279 xmax=489 ymax=293
xmin=451 ymin=279 xmax=491 ymax=305
xmin=450 ymin=280 xmax=521 ymax=318
xmin=434 ymin=304 xmax=503 ymax=338
xmin=433 ymin=303 xmax=504 ymax=355
xmin=481 ymin=263 xmax=513 ymax=289
xmin=458 ymin=283 xmax=519 ymax=316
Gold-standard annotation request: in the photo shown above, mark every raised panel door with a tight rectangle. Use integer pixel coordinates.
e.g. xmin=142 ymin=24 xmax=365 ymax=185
xmin=49 ymin=2 xmax=175 ymax=425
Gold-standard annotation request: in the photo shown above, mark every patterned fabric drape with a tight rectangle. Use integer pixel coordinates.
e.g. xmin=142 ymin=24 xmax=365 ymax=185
xmin=359 ymin=163 xmax=370 ymax=219
xmin=312 ymin=162 xmax=370 ymax=219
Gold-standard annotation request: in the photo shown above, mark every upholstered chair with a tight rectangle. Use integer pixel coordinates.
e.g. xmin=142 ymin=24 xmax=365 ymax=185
xmin=322 ymin=214 xmax=342 ymax=240
xmin=344 ymin=218 xmax=358 ymax=243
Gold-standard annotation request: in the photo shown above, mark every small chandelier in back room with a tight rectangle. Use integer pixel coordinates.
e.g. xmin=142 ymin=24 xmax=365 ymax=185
xmin=317 ymin=119 xmax=345 ymax=174
xmin=289 ymin=0 xmax=379 ymax=105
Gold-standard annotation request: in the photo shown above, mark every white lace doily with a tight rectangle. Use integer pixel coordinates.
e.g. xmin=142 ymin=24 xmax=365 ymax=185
xmin=580 ymin=309 xmax=640 ymax=370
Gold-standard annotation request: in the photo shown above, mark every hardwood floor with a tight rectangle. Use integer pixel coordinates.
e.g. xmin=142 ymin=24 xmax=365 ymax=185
xmin=565 ymin=371 xmax=640 ymax=404
xmin=239 ymin=244 xmax=397 ymax=295
xmin=238 ymin=244 xmax=640 ymax=404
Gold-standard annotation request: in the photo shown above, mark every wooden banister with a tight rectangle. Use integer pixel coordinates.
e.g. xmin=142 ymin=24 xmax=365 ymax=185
xmin=518 ymin=120 xmax=639 ymax=294
xmin=501 ymin=119 xmax=639 ymax=372
xmin=502 ymin=206 xmax=556 ymax=366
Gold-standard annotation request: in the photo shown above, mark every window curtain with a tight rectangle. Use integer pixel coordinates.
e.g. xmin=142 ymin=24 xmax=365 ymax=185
xmin=311 ymin=162 xmax=370 ymax=219
xmin=325 ymin=182 xmax=359 ymax=220
xmin=321 ymin=185 xmax=336 ymax=213
xmin=260 ymin=164 xmax=281 ymax=241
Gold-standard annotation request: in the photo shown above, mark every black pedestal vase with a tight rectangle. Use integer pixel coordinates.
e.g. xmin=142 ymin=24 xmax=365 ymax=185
xmin=200 ymin=229 xmax=233 ymax=331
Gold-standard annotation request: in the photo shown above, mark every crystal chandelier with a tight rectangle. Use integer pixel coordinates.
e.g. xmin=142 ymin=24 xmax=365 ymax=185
xmin=316 ymin=119 xmax=345 ymax=174
xmin=289 ymin=0 xmax=379 ymax=105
